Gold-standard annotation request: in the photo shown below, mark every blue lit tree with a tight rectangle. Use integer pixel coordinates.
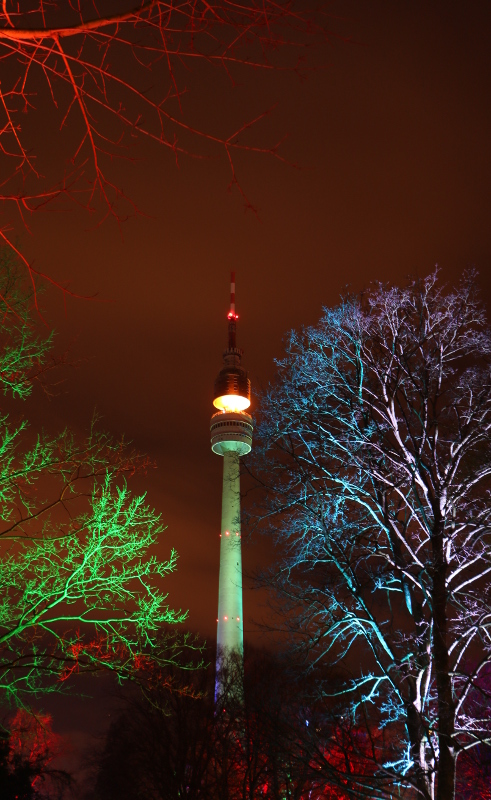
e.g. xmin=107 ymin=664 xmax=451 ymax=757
xmin=254 ymin=271 xmax=491 ymax=800
xmin=0 ymin=252 xmax=189 ymax=705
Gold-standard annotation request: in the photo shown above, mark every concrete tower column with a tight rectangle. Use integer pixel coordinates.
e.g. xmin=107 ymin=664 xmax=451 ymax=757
xmin=217 ymin=449 xmax=243 ymax=654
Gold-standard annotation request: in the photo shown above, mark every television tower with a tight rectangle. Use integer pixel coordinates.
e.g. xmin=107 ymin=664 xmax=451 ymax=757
xmin=210 ymin=273 xmax=252 ymax=690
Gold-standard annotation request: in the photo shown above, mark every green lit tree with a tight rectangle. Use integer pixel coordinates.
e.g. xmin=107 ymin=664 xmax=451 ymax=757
xmin=0 ymin=251 xmax=188 ymax=703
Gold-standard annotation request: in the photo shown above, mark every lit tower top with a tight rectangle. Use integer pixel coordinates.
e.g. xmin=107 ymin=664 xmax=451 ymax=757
xmin=212 ymin=273 xmax=251 ymax=414
xmin=210 ymin=273 xmax=253 ymax=694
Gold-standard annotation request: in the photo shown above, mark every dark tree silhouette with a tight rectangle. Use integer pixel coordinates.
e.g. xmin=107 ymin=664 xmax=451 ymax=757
xmin=0 ymin=731 xmax=33 ymax=799
xmin=88 ymin=646 xmax=344 ymax=800
xmin=253 ymin=271 xmax=491 ymax=800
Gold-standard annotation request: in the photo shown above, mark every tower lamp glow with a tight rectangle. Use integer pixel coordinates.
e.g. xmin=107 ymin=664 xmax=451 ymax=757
xmin=210 ymin=273 xmax=252 ymax=695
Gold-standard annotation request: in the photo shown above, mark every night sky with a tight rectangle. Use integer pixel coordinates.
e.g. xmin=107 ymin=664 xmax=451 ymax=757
xmin=12 ymin=0 xmax=491 ymax=773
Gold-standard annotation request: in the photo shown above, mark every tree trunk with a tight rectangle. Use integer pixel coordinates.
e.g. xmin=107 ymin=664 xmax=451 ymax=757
xmin=431 ymin=519 xmax=456 ymax=800
xmin=406 ymin=694 xmax=433 ymax=800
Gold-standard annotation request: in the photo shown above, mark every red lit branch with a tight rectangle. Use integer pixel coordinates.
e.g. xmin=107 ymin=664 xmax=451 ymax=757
xmin=0 ymin=1 xmax=327 ymax=293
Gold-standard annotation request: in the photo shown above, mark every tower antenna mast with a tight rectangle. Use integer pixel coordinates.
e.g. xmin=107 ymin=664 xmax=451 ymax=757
xmin=228 ymin=271 xmax=237 ymax=349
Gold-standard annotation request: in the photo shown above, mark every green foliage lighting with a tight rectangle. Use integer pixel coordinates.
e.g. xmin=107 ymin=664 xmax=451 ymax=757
xmin=0 ymin=251 xmax=187 ymax=703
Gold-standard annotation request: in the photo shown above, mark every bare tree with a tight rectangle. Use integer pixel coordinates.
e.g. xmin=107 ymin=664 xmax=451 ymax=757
xmin=0 ymin=1 xmax=327 ymax=293
xmin=3 ymin=708 xmax=72 ymax=799
xmin=0 ymin=250 xmax=193 ymax=703
xmin=253 ymin=271 xmax=491 ymax=800
xmin=88 ymin=645 xmax=320 ymax=800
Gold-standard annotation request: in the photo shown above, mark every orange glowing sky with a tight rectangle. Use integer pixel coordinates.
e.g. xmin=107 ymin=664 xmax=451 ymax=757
xmin=17 ymin=0 xmax=491 ymax=664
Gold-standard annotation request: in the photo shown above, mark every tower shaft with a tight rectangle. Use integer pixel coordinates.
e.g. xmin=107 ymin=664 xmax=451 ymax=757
xmin=217 ymin=450 xmax=243 ymax=654
xmin=211 ymin=273 xmax=252 ymax=700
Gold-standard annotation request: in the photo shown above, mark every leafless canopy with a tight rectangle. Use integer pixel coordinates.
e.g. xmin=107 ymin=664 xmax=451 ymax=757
xmin=254 ymin=271 xmax=491 ymax=800
xmin=0 ymin=1 xmax=326 ymax=292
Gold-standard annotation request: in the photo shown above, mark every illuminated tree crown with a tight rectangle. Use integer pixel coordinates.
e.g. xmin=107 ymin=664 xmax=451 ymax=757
xmin=255 ymin=271 xmax=491 ymax=800
xmin=0 ymin=250 xmax=188 ymax=704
